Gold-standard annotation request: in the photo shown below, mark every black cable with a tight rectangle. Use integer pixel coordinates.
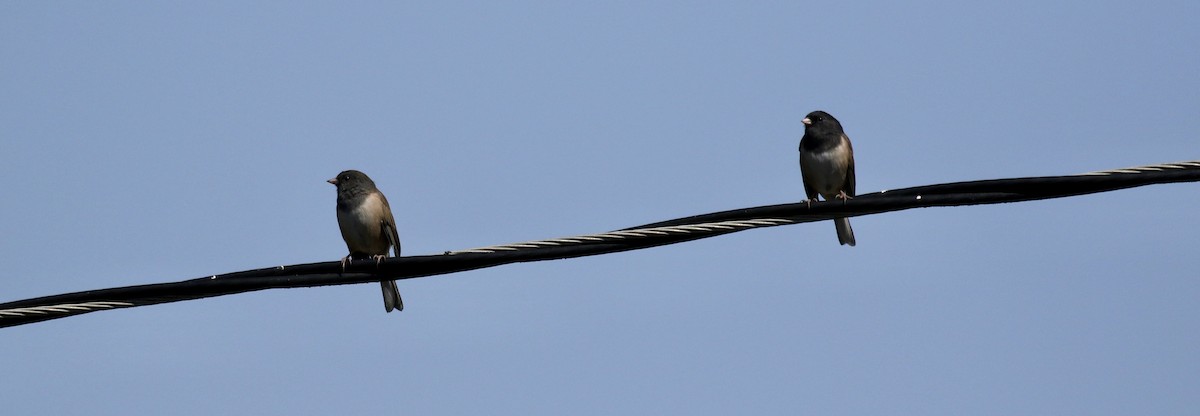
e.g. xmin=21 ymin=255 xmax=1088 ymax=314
xmin=1 ymin=160 xmax=1197 ymax=328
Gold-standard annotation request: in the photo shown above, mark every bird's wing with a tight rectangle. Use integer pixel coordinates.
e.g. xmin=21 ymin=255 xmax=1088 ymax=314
xmin=377 ymin=193 xmax=402 ymax=258
xmin=843 ymin=134 xmax=856 ymax=196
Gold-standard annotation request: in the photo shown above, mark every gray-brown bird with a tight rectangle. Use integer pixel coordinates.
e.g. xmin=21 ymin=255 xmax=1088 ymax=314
xmin=329 ymin=170 xmax=404 ymax=312
xmin=798 ymin=110 xmax=856 ymax=246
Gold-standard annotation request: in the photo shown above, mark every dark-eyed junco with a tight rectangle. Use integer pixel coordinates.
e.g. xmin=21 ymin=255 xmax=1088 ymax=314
xmin=798 ymin=110 xmax=856 ymax=246
xmin=329 ymin=170 xmax=404 ymax=312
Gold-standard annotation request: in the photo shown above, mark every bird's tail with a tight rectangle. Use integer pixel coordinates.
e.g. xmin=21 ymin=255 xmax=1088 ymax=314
xmin=381 ymin=280 xmax=404 ymax=312
xmin=835 ymin=217 xmax=856 ymax=247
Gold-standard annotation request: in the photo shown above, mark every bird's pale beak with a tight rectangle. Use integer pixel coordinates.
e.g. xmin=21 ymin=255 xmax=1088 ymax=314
xmin=327 ymin=178 xmax=338 ymax=185
xmin=801 ymin=118 xmax=812 ymax=126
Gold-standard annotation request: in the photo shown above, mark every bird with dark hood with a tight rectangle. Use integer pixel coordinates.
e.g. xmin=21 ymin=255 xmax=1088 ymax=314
xmin=798 ymin=110 xmax=857 ymax=246
xmin=328 ymin=170 xmax=405 ymax=312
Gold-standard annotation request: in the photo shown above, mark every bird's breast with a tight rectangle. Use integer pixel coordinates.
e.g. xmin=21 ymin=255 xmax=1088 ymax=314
xmin=800 ymin=138 xmax=852 ymax=196
xmin=336 ymin=193 xmax=391 ymax=255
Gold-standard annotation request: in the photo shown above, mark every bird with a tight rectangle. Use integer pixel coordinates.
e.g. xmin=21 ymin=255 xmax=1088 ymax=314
xmin=328 ymin=170 xmax=405 ymax=312
xmin=798 ymin=110 xmax=857 ymax=246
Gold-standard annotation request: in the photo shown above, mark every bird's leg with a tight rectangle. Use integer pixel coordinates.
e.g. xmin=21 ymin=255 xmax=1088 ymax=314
xmin=804 ymin=198 xmax=816 ymax=209
xmin=836 ymin=191 xmax=852 ymax=204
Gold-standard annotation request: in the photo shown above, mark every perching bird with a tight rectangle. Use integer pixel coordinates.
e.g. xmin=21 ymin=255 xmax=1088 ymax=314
xmin=798 ymin=110 xmax=856 ymax=246
xmin=329 ymin=170 xmax=405 ymax=312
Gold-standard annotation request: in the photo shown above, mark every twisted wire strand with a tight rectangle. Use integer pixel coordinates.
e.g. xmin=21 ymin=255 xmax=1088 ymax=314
xmin=0 ymin=301 xmax=134 ymax=317
xmin=1077 ymin=160 xmax=1200 ymax=176
xmin=448 ymin=219 xmax=796 ymax=254
xmin=1 ymin=159 xmax=1197 ymax=328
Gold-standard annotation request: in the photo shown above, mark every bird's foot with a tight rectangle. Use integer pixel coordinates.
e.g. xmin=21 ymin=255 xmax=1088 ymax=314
xmin=372 ymin=254 xmax=387 ymax=267
xmin=340 ymin=255 xmax=351 ymax=272
xmin=836 ymin=191 xmax=853 ymax=204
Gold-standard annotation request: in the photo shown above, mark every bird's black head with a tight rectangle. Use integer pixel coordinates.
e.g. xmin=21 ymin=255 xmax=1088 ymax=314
xmin=801 ymin=110 xmax=844 ymax=134
xmin=327 ymin=170 xmax=376 ymax=189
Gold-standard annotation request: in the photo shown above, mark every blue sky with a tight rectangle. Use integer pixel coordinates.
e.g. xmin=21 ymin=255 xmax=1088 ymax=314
xmin=2 ymin=1 xmax=1198 ymax=414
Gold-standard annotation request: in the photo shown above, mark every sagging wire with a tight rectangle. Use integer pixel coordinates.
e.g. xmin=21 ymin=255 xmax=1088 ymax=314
xmin=1 ymin=160 xmax=1197 ymax=328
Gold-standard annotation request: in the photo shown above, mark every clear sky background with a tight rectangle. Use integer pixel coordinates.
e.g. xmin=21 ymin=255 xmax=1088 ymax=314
xmin=2 ymin=1 xmax=1198 ymax=414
